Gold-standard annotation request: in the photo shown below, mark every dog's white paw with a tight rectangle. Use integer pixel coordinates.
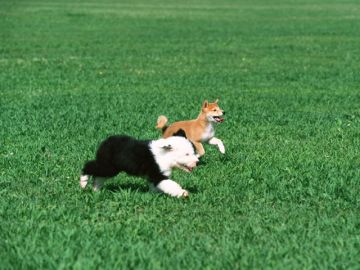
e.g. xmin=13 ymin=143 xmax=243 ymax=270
xmin=219 ymin=145 xmax=225 ymax=154
xmin=182 ymin=190 xmax=189 ymax=198
xmin=156 ymin=179 xmax=188 ymax=198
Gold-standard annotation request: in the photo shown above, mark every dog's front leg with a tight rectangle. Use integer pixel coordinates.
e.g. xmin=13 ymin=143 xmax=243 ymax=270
xmin=209 ymin=137 xmax=225 ymax=154
xmin=192 ymin=141 xmax=205 ymax=157
xmin=155 ymin=179 xmax=189 ymax=198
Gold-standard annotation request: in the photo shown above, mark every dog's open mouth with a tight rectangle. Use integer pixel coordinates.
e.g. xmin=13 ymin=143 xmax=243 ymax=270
xmin=213 ymin=116 xmax=224 ymax=123
xmin=177 ymin=164 xmax=195 ymax=173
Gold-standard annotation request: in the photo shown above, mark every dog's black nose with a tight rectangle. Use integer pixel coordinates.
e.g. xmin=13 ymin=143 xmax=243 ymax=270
xmin=222 ymin=111 xmax=226 ymax=115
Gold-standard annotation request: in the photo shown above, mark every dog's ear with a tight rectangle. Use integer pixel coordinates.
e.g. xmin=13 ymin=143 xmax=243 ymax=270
xmin=214 ymin=98 xmax=219 ymax=104
xmin=202 ymin=100 xmax=208 ymax=108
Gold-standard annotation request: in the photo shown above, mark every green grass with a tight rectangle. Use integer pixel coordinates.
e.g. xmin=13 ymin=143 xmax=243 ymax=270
xmin=1 ymin=0 xmax=360 ymax=269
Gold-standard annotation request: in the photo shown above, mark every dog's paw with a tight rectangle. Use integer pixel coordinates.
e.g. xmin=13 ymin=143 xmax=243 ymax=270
xmin=182 ymin=190 xmax=189 ymax=198
xmin=156 ymin=180 xmax=190 ymax=198
xmin=174 ymin=189 xmax=189 ymax=198
xmin=219 ymin=146 xmax=225 ymax=154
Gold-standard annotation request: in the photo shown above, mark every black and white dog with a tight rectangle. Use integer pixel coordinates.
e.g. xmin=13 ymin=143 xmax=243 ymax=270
xmin=80 ymin=135 xmax=199 ymax=198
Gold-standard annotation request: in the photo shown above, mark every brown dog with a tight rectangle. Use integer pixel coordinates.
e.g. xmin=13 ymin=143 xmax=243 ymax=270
xmin=156 ymin=99 xmax=225 ymax=157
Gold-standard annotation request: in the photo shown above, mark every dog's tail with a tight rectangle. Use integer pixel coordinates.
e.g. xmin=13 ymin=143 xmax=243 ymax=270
xmin=156 ymin=115 xmax=168 ymax=133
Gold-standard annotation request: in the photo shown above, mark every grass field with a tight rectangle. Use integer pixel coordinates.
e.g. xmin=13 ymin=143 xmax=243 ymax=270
xmin=1 ymin=0 xmax=360 ymax=269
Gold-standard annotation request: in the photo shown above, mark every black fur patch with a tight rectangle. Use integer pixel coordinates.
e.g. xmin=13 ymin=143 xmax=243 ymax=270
xmin=162 ymin=126 xmax=168 ymax=133
xmin=173 ymin=128 xmax=187 ymax=138
xmin=82 ymin=135 xmax=167 ymax=185
xmin=172 ymin=129 xmax=196 ymax=153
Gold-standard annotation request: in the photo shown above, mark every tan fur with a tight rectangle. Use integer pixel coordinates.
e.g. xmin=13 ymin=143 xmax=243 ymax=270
xmin=156 ymin=99 xmax=225 ymax=157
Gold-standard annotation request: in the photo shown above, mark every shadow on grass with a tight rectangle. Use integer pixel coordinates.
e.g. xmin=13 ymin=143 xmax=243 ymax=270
xmin=197 ymin=159 xmax=207 ymax=166
xmin=186 ymin=185 xmax=200 ymax=194
xmin=219 ymin=153 xmax=231 ymax=163
xmin=104 ymin=182 xmax=200 ymax=194
xmin=197 ymin=152 xmax=231 ymax=166
xmin=105 ymin=182 xmax=149 ymax=193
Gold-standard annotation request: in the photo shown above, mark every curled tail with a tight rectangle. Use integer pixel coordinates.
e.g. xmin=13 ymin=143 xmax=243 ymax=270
xmin=156 ymin=115 xmax=168 ymax=134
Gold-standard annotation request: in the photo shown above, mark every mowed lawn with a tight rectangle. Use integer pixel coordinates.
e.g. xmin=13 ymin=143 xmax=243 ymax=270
xmin=1 ymin=0 xmax=360 ymax=269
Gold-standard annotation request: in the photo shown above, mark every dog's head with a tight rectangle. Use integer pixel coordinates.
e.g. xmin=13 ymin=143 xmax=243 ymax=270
xmin=154 ymin=136 xmax=198 ymax=173
xmin=202 ymin=99 xmax=225 ymax=123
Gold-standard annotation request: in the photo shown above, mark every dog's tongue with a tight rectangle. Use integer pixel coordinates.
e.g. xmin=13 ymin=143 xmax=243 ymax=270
xmin=217 ymin=117 xmax=224 ymax=123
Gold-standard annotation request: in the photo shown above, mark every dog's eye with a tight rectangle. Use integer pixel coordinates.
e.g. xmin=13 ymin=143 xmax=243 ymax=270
xmin=213 ymin=109 xmax=217 ymax=112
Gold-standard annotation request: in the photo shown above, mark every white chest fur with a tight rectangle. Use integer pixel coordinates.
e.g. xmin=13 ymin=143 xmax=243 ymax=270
xmin=201 ymin=124 xmax=215 ymax=142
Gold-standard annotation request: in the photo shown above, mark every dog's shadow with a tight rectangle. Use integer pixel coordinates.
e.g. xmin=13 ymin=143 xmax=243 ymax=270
xmin=185 ymin=185 xmax=200 ymax=194
xmin=198 ymin=153 xmax=231 ymax=165
xmin=197 ymin=159 xmax=207 ymax=166
xmin=105 ymin=182 xmax=149 ymax=193
xmin=104 ymin=182 xmax=200 ymax=194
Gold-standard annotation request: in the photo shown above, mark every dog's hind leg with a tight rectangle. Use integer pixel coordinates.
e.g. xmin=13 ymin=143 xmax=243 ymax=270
xmin=209 ymin=137 xmax=225 ymax=154
xmin=155 ymin=179 xmax=189 ymax=198
xmin=80 ymin=174 xmax=90 ymax=189
xmin=93 ymin=177 xmax=108 ymax=191
xmin=81 ymin=160 xmax=119 ymax=190
xmin=91 ymin=164 xmax=118 ymax=191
